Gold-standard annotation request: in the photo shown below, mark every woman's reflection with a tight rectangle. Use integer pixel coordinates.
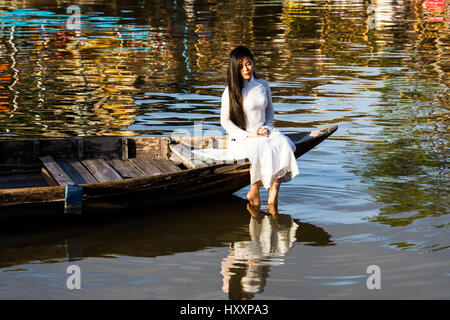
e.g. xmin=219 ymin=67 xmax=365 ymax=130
xmin=221 ymin=204 xmax=333 ymax=300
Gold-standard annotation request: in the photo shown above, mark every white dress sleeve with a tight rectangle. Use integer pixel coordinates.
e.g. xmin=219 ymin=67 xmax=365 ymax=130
xmin=262 ymin=81 xmax=275 ymax=130
xmin=220 ymin=87 xmax=250 ymax=140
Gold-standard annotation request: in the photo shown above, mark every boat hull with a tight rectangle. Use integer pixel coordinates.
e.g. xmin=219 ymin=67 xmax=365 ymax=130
xmin=0 ymin=126 xmax=337 ymax=219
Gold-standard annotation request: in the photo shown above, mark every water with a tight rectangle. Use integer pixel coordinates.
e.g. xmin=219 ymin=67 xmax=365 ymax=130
xmin=0 ymin=0 xmax=449 ymax=299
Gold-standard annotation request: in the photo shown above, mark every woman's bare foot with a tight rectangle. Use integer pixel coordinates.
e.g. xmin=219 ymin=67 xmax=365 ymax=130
xmin=247 ymin=181 xmax=262 ymax=206
xmin=268 ymin=180 xmax=281 ymax=205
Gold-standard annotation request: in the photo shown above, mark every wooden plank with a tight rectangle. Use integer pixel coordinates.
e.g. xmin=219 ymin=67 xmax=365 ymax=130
xmin=40 ymin=140 xmax=78 ymax=160
xmin=80 ymin=158 xmax=123 ymax=183
xmin=0 ymin=141 xmax=35 ymax=165
xmin=41 ymin=167 xmax=59 ymax=186
xmin=169 ymin=143 xmax=209 ymax=169
xmin=57 ymin=158 xmax=99 ymax=185
xmin=75 ymin=138 xmax=84 ymax=160
xmin=105 ymin=158 xmax=147 ymax=179
xmin=147 ymin=159 xmax=182 ymax=173
xmin=83 ymin=137 xmax=122 ymax=159
xmin=0 ymin=172 xmax=47 ymax=189
xmin=160 ymin=137 xmax=171 ymax=160
xmin=131 ymin=137 xmax=164 ymax=159
xmin=32 ymin=141 xmax=40 ymax=162
xmin=129 ymin=158 xmax=164 ymax=176
xmin=170 ymin=136 xmax=228 ymax=149
xmin=40 ymin=156 xmax=76 ymax=186
xmin=121 ymin=138 xmax=128 ymax=160
xmin=0 ymin=162 xmax=230 ymax=208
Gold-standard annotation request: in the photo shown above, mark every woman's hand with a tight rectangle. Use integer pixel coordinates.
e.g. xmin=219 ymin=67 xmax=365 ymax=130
xmin=257 ymin=127 xmax=270 ymax=137
xmin=248 ymin=127 xmax=270 ymax=138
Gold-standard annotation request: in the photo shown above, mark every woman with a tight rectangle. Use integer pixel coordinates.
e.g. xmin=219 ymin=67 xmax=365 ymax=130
xmin=195 ymin=46 xmax=299 ymax=206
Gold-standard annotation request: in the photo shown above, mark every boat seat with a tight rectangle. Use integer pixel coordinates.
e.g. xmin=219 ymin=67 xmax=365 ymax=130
xmin=169 ymin=143 xmax=210 ymax=169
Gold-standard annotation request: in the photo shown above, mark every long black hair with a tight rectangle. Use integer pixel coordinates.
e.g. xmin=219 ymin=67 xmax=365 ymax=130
xmin=227 ymin=46 xmax=255 ymax=131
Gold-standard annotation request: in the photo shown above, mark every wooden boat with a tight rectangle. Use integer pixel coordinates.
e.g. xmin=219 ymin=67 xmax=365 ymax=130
xmin=0 ymin=125 xmax=337 ymax=219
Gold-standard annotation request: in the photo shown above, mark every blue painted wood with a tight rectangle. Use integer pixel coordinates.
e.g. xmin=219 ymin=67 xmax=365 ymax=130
xmin=64 ymin=184 xmax=83 ymax=215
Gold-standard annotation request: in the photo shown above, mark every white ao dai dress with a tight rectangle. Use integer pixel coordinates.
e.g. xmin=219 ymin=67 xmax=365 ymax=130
xmin=193 ymin=75 xmax=299 ymax=189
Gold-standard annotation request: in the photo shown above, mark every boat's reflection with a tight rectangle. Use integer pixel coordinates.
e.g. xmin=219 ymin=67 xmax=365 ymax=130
xmin=0 ymin=196 xmax=334 ymax=300
xmin=221 ymin=203 xmax=334 ymax=299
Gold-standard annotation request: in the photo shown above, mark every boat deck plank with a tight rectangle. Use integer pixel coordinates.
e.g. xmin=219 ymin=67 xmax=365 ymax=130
xmin=147 ymin=159 xmax=182 ymax=173
xmin=57 ymin=158 xmax=99 ymax=185
xmin=80 ymin=158 xmax=123 ymax=183
xmin=104 ymin=158 xmax=147 ymax=179
xmin=169 ymin=143 xmax=209 ymax=169
xmin=129 ymin=158 xmax=165 ymax=176
xmin=40 ymin=156 xmax=77 ymax=186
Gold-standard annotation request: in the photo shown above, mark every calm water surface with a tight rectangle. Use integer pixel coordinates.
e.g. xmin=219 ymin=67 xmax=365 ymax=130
xmin=0 ymin=0 xmax=449 ymax=299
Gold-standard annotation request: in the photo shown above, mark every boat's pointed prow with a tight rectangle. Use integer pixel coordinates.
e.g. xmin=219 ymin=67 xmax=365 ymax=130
xmin=310 ymin=125 xmax=338 ymax=138
xmin=286 ymin=125 xmax=338 ymax=158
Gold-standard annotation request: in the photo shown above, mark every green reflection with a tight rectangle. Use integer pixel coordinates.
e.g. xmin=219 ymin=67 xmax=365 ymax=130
xmin=354 ymin=76 xmax=448 ymax=228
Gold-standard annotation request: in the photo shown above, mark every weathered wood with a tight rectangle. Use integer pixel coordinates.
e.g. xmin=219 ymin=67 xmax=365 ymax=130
xmin=0 ymin=126 xmax=338 ymax=214
xmin=129 ymin=158 xmax=164 ymax=176
xmin=57 ymin=158 xmax=98 ymax=185
xmin=0 ymin=141 xmax=35 ymax=165
xmin=171 ymin=136 xmax=228 ymax=149
xmin=41 ymin=167 xmax=59 ymax=187
xmin=75 ymin=138 xmax=84 ymax=160
xmin=81 ymin=158 xmax=123 ymax=183
xmin=169 ymin=153 xmax=183 ymax=165
xmin=147 ymin=159 xmax=182 ymax=173
xmin=32 ymin=141 xmax=40 ymax=162
xmin=0 ymin=172 xmax=47 ymax=189
xmin=40 ymin=140 xmax=78 ymax=160
xmin=132 ymin=137 xmax=161 ymax=159
xmin=0 ymin=162 xmax=229 ymax=207
xmin=121 ymin=138 xmax=129 ymax=161
xmin=83 ymin=137 xmax=121 ymax=159
xmin=159 ymin=138 xmax=171 ymax=160
xmin=105 ymin=158 xmax=147 ymax=179
xmin=40 ymin=156 xmax=76 ymax=186
xmin=169 ymin=143 xmax=209 ymax=169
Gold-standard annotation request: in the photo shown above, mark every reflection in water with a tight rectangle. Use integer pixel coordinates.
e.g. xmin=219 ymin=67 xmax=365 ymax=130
xmin=221 ymin=204 xmax=334 ymax=300
xmin=0 ymin=196 xmax=252 ymax=269
xmin=0 ymin=198 xmax=334 ymax=300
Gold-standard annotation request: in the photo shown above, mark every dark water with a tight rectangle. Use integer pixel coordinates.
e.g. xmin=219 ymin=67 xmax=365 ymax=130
xmin=0 ymin=0 xmax=449 ymax=299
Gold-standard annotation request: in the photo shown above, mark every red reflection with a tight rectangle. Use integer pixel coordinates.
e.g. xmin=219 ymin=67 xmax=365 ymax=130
xmin=0 ymin=62 xmax=11 ymax=118
xmin=412 ymin=0 xmax=446 ymax=22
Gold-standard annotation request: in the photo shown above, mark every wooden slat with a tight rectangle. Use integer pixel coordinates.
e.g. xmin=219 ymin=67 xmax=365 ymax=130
xmin=83 ymin=137 xmax=122 ymax=159
xmin=57 ymin=159 xmax=99 ymax=185
xmin=40 ymin=156 xmax=76 ymax=186
xmin=105 ymin=158 xmax=147 ymax=179
xmin=81 ymin=159 xmax=123 ymax=183
xmin=147 ymin=159 xmax=182 ymax=173
xmin=121 ymin=138 xmax=129 ymax=160
xmin=32 ymin=141 xmax=40 ymax=162
xmin=169 ymin=143 xmax=209 ymax=169
xmin=129 ymin=158 xmax=164 ymax=176
xmin=41 ymin=167 xmax=59 ymax=186
xmin=75 ymin=138 xmax=84 ymax=160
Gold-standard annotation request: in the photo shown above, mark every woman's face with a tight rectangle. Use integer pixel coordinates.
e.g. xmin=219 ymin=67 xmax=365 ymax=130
xmin=240 ymin=57 xmax=253 ymax=80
